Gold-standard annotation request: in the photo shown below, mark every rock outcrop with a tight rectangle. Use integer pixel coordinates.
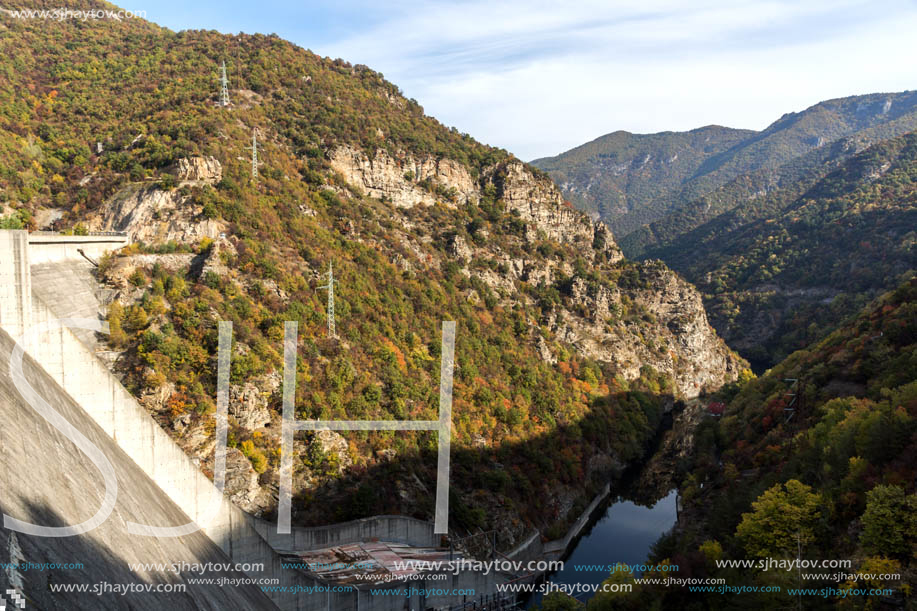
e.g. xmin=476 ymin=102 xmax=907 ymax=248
xmin=107 ymin=253 xmax=196 ymax=290
xmin=550 ymin=265 xmax=744 ymax=398
xmin=171 ymin=156 xmax=223 ymax=183
xmin=195 ymin=236 xmax=236 ymax=279
xmin=329 ymin=145 xmax=478 ymax=208
xmin=229 ymin=373 xmax=278 ymax=431
xmin=224 ymin=448 xmax=273 ymax=515
xmin=88 ymin=183 xmax=227 ymax=244
xmin=486 ymin=160 xmax=616 ymax=259
xmin=329 ymin=147 xmax=623 ymax=263
xmin=313 ymin=430 xmax=353 ymax=472
xmin=446 ymin=234 xmax=473 ymax=262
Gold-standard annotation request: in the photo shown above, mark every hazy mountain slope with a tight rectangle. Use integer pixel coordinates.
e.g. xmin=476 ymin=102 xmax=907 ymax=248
xmin=623 ymin=102 xmax=917 ymax=258
xmin=0 ymin=0 xmax=745 ymax=546
xmin=530 ymin=126 xmax=754 ymax=234
xmin=649 ymin=132 xmax=917 ymax=370
xmin=535 ymin=91 xmax=917 ymax=240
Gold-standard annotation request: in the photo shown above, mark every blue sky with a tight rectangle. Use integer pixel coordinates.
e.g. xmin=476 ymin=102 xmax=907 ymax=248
xmin=118 ymin=0 xmax=917 ymax=160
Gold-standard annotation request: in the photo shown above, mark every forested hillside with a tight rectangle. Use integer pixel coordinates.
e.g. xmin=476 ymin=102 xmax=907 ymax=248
xmin=652 ymin=276 xmax=917 ymax=609
xmin=0 ymin=0 xmax=745 ymax=546
xmin=640 ymin=132 xmax=917 ymax=370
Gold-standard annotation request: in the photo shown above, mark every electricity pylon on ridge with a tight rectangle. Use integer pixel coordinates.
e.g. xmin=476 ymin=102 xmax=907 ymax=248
xmin=319 ymin=262 xmax=337 ymax=339
xmin=219 ymin=60 xmax=231 ymax=107
xmin=245 ymin=128 xmax=261 ymax=181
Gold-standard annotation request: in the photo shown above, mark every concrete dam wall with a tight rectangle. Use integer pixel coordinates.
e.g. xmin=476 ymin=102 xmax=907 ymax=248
xmin=0 ymin=327 xmax=275 ymax=610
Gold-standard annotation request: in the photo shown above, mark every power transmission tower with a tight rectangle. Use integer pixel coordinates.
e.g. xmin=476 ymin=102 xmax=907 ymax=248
xmin=784 ymin=378 xmax=798 ymax=423
xmin=219 ymin=60 xmax=231 ymax=107
xmin=246 ymin=128 xmax=261 ymax=181
xmin=319 ymin=262 xmax=337 ymax=339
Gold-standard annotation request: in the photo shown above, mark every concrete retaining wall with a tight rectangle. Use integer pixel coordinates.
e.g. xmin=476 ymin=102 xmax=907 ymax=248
xmin=505 ymin=530 xmax=544 ymax=564
xmin=543 ymin=483 xmax=611 ymax=559
xmin=0 ymin=231 xmax=31 ymax=344
xmin=505 ymin=483 xmax=611 ymax=580
xmin=27 ymin=233 xmax=129 ymax=264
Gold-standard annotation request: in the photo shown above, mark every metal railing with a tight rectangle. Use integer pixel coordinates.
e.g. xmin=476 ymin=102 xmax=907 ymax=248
xmin=29 ymin=230 xmax=128 ymax=238
xmin=442 ymin=592 xmax=521 ymax=611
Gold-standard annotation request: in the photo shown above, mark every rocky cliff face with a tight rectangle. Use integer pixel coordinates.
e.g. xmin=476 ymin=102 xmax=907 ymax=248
xmin=556 ymin=265 xmax=743 ymax=398
xmin=328 ymin=146 xmax=742 ymax=398
xmin=330 ymin=146 xmax=622 ymax=263
xmin=87 ymin=182 xmax=226 ymax=244
xmin=85 ymin=156 xmax=226 ymax=243
xmin=486 ymin=160 xmax=606 ymax=251
xmin=170 ymin=155 xmax=223 ymax=183
xmin=329 ymin=145 xmax=479 ymax=208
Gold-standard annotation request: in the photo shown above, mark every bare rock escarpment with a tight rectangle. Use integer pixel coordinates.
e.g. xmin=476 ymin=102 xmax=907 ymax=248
xmin=87 ymin=183 xmax=226 ymax=244
xmin=329 ymin=145 xmax=478 ymax=208
xmin=328 ymin=145 xmax=742 ymax=398
xmin=553 ymin=264 xmax=744 ymax=398
xmin=329 ymin=146 xmax=623 ymax=263
xmin=170 ymin=155 xmax=223 ymax=183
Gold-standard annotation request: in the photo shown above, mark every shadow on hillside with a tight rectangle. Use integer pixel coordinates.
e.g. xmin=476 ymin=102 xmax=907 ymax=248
xmin=262 ymin=390 xmax=680 ymax=549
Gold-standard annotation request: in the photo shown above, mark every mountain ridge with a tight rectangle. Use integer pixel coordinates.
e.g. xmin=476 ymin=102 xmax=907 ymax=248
xmin=534 ymin=90 xmax=917 ymax=239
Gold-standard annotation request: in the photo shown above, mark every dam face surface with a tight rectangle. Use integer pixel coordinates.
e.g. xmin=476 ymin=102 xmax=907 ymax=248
xmin=0 ymin=327 xmax=275 ymax=610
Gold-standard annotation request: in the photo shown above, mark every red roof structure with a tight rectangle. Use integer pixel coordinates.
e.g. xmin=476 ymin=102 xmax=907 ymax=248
xmin=708 ymin=401 xmax=726 ymax=416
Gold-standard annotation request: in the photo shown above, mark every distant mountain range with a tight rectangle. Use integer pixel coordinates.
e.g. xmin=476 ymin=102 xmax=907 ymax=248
xmin=531 ymin=125 xmax=754 ymax=236
xmin=536 ymin=91 xmax=917 ymax=369
xmin=533 ymin=91 xmax=917 ymax=241
xmin=665 ymin=131 xmax=916 ymax=369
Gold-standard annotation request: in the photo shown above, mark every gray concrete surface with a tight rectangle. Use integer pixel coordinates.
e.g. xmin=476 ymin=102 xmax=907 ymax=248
xmin=0 ymin=231 xmax=31 ymax=345
xmin=0 ymin=328 xmax=276 ymax=610
xmin=27 ymin=233 xmax=129 ymax=265
xmin=31 ymin=259 xmax=113 ymax=353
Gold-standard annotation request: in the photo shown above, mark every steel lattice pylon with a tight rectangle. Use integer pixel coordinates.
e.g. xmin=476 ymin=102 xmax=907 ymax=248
xmin=219 ymin=60 xmax=231 ymax=107
xmin=246 ymin=128 xmax=260 ymax=181
xmin=319 ymin=262 xmax=337 ymax=338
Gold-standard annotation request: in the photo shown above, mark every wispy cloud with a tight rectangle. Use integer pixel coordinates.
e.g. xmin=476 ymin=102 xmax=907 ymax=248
xmin=122 ymin=0 xmax=917 ymax=159
xmin=319 ymin=0 xmax=917 ymax=159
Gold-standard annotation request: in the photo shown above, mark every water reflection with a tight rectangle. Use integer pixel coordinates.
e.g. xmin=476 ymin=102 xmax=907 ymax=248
xmin=528 ymin=489 xmax=678 ymax=607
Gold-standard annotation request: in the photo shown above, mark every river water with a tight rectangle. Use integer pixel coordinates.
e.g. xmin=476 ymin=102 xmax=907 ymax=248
xmin=527 ymin=489 xmax=678 ymax=607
